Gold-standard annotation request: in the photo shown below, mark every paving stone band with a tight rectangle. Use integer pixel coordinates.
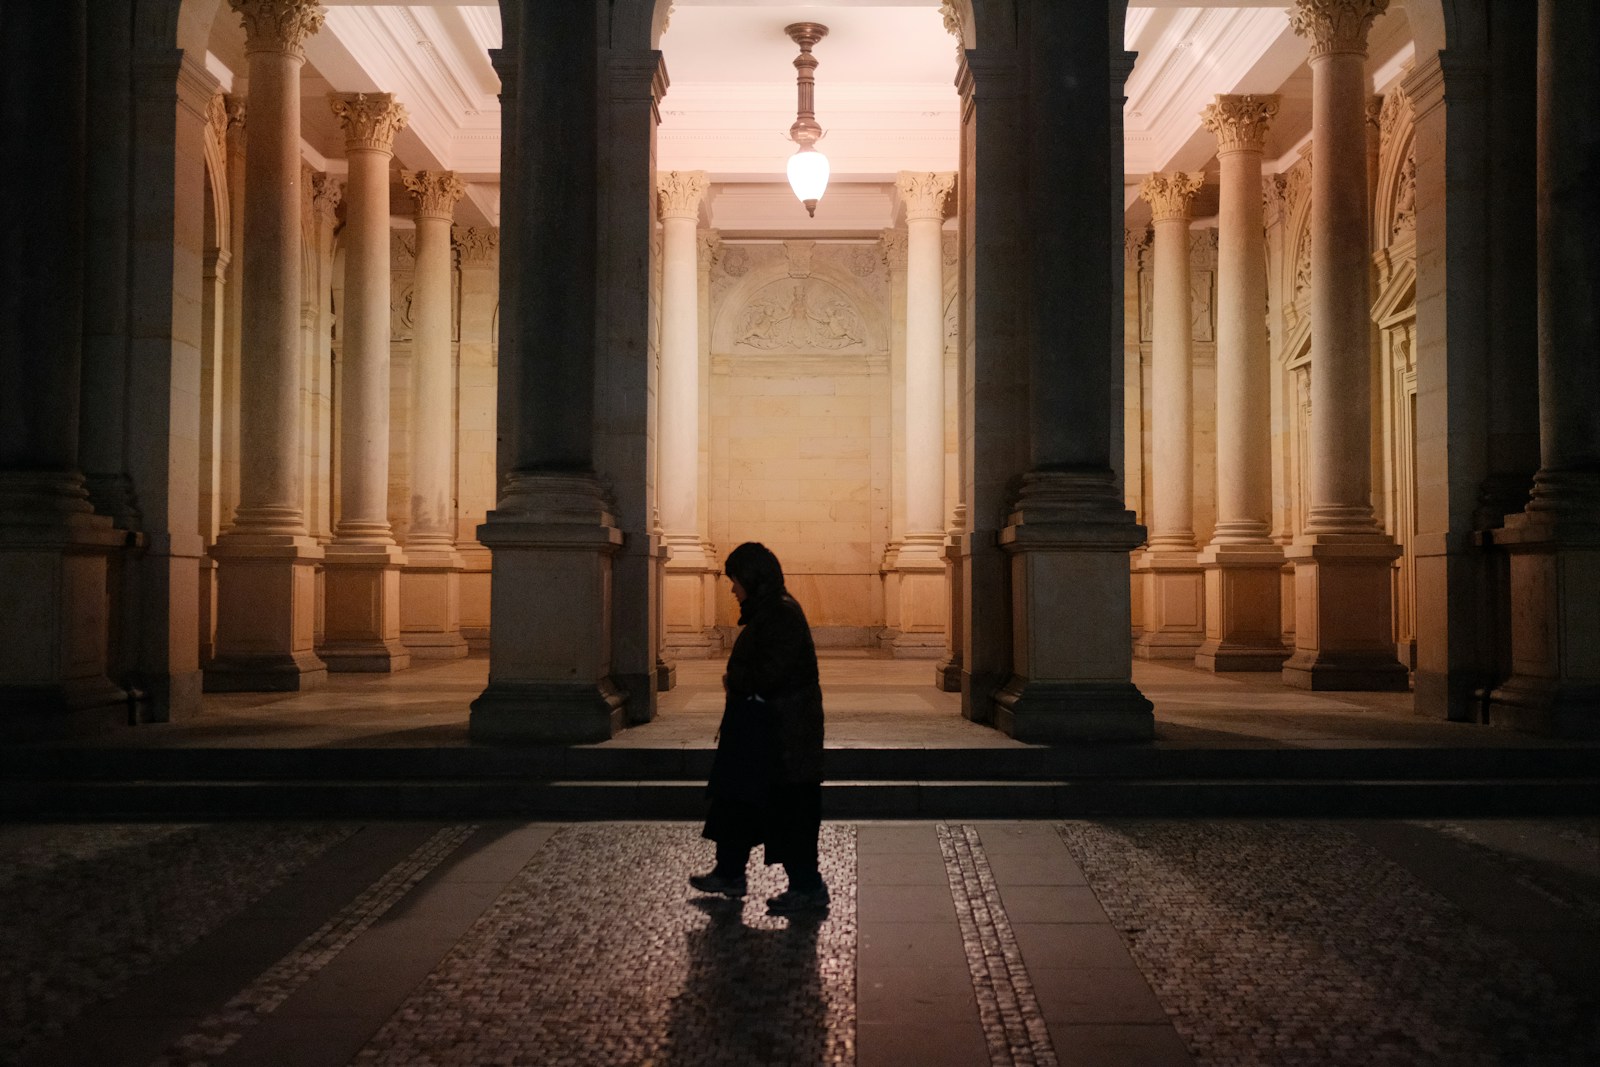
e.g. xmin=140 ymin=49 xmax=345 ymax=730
xmin=938 ymin=823 xmax=1059 ymax=1067
xmin=151 ymin=823 xmax=478 ymax=1067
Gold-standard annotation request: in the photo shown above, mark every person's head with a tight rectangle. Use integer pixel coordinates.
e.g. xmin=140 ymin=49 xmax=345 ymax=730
xmin=723 ymin=542 xmax=785 ymax=606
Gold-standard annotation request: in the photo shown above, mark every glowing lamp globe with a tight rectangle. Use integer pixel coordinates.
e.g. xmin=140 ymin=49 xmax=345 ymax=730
xmin=787 ymin=146 xmax=830 ymax=217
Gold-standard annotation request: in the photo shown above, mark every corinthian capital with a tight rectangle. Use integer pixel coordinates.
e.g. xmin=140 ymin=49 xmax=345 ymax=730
xmin=657 ymin=170 xmax=709 ymax=222
xmin=229 ymin=0 xmax=325 ymax=59
xmin=1201 ymin=94 xmax=1280 ymax=154
xmin=311 ymin=173 xmax=343 ymax=222
xmin=329 ymin=92 xmax=408 ymax=154
xmin=1139 ymin=172 xmax=1205 ymax=222
xmin=402 ymin=170 xmax=466 ymax=220
xmin=1289 ymin=0 xmax=1389 ymax=59
xmin=895 ymin=171 xmax=956 ymax=223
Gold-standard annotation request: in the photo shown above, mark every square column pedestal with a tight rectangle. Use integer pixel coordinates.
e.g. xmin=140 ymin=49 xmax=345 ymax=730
xmin=1196 ymin=544 xmax=1289 ymax=671
xmin=206 ymin=533 xmax=327 ymax=691
xmin=1133 ymin=550 xmax=1206 ymax=660
xmin=887 ymin=536 xmax=949 ymax=659
xmin=0 ymin=514 xmax=128 ymax=739
xmin=1282 ymin=535 xmax=1409 ymax=690
xmin=470 ymin=505 xmax=627 ymax=743
xmin=995 ymin=492 xmax=1153 ymax=742
xmin=661 ymin=541 xmax=722 ymax=660
xmin=1487 ymin=516 xmax=1600 ymax=738
xmin=400 ymin=549 xmax=469 ymax=659
xmin=321 ymin=545 xmax=411 ymax=672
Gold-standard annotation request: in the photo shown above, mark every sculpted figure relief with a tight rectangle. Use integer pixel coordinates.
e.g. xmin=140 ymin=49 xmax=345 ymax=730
xmin=735 ymin=280 xmax=865 ymax=351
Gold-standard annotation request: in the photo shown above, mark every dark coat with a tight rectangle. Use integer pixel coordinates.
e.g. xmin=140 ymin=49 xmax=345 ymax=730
xmin=704 ymin=543 xmax=826 ymax=860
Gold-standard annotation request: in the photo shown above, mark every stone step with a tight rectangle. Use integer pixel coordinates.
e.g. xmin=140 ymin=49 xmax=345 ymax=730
xmin=3 ymin=777 xmax=1595 ymax=819
xmin=2 ymin=745 xmax=1595 ymax=783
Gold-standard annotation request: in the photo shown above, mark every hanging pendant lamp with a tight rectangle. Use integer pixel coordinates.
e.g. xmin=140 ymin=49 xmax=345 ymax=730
xmin=784 ymin=22 xmax=829 ymax=217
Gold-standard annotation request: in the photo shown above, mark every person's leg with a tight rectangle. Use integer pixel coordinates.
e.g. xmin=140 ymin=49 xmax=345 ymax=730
xmin=769 ymin=784 xmax=827 ymax=911
xmin=715 ymin=839 xmax=753 ymax=879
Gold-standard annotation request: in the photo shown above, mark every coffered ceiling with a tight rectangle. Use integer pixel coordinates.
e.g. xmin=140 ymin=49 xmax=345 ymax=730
xmin=203 ymin=1 xmax=1415 ymax=232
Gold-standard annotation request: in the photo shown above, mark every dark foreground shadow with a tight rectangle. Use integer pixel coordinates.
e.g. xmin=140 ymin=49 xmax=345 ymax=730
xmin=659 ymin=896 xmax=830 ymax=1066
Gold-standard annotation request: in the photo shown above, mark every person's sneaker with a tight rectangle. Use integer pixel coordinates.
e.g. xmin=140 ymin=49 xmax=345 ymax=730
xmin=765 ymin=885 xmax=830 ymax=915
xmin=688 ymin=871 xmax=747 ymax=898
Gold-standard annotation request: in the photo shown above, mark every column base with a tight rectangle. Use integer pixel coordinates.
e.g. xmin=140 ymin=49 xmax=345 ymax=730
xmin=0 ymin=498 xmax=128 ymax=739
xmin=322 ymin=542 xmax=410 ymax=673
xmin=1196 ymin=544 xmax=1289 ymax=672
xmin=457 ymin=541 xmax=492 ymax=652
xmin=997 ymin=470 xmax=1152 ymax=742
xmin=401 ymin=550 xmax=469 ymax=660
xmin=1484 ymin=511 xmax=1600 ymax=737
xmin=471 ymin=474 xmax=625 ymax=743
xmin=1281 ymin=535 xmax=1408 ymax=691
xmin=994 ymin=678 xmax=1154 ymax=743
xmin=1133 ymin=549 xmax=1205 ymax=659
xmin=206 ymin=531 xmax=327 ymax=692
xmin=885 ymin=534 xmax=948 ymax=659
xmin=663 ymin=539 xmax=722 ymax=659
xmin=470 ymin=679 xmax=627 ymax=743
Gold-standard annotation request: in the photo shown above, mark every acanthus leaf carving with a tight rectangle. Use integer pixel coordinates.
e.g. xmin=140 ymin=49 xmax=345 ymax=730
xmin=1139 ymin=172 xmax=1205 ymax=222
xmin=1201 ymin=94 xmax=1280 ymax=154
xmin=329 ymin=92 xmax=408 ymax=154
xmin=229 ymin=0 xmax=326 ymax=58
xmin=402 ymin=169 xmax=467 ymax=220
xmin=451 ymin=225 xmax=498 ymax=267
xmin=657 ymin=170 xmax=709 ymax=221
xmin=1289 ymin=0 xmax=1390 ymax=59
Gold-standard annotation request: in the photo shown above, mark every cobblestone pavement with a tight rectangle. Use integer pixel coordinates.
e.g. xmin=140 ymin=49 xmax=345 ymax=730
xmin=1055 ymin=819 xmax=1600 ymax=1067
xmin=0 ymin=822 xmax=355 ymax=1064
xmin=352 ymin=823 xmax=857 ymax=1067
xmin=1 ymin=818 xmax=1594 ymax=1067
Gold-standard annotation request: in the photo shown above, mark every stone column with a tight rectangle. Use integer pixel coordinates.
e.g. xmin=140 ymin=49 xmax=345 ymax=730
xmin=1134 ymin=172 xmax=1207 ymax=660
xmin=0 ymin=0 xmax=128 ymax=738
xmin=398 ymin=169 xmax=468 ymax=658
xmin=1282 ymin=0 xmax=1407 ymax=690
xmin=1196 ymin=95 xmax=1288 ymax=671
xmin=656 ymin=171 xmax=718 ymax=658
xmin=319 ymin=92 xmax=409 ymax=672
xmin=206 ymin=0 xmax=328 ymax=692
xmin=1489 ymin=0 xmax=1600 ymax=737
xmin=878 ymin=226 xmax=909 ymax=643
xmin=472 ymin=3 xmax=627 ymax=742
xmin=452 ymin=224 xmax=499 ymax=651
xmin=993 ymin=2 xmax=1151 ymax=741
xmin=888 ymin=171 xmax=957 ymax=658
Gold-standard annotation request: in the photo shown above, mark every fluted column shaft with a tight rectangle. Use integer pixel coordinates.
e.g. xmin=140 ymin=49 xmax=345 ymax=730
xmin=656 ymin=171 xmax=708 ymax=546
xmin=897 ymin=171 xmax=955 ymax=547
xmin=1140 ymin=173 xmax=1205 ymax=550
xmin=232 ymin=1 xmax=324 ymax=534
xmin=330 ymin=93 xmax=406 ymax=544
xmin=402 ymin=170 xmax=465 ymax=547
xmin=1293 ymin=0 xmax=1388 ymax=533
xmin=1205 ymin=96 xmax=1279 ymax=543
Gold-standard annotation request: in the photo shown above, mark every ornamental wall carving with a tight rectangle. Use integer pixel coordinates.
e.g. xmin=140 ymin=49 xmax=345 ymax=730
xmin=452 ymin=225 xmax=498 ymax=267
xmin=1135 ymin=227 xmax=1218 ymax=345
xmin=710 ymin=243 xmax=889 ymax=357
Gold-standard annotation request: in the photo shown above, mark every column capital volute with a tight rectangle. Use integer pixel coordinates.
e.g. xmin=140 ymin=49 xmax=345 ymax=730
xmin=895 ymin=171 xmax=956 ymax=223
xmin=697 ymin=229 xmax=721 ymax=272
xmin=1139 ymin=172 xmax=1205 ymax=223
xmin=329 ymin=92 xmax=408 ymax=154
xmin=657 ymin=170 xmax=709 ymax=222
xmin=402 ymin=169 xmax=466 ymax=220
xmin=228 ymin=0 xmax=326 ymax=60
xmin=1201 ymin=94 xmax=1280 ymax=154
xmin=879 ymin=227 xmax=909 ymax=272
xmin=1289 ymin=0 xmax=1389 ymax=60
xmin=311 ymin=172 xmax=343 ymax=223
